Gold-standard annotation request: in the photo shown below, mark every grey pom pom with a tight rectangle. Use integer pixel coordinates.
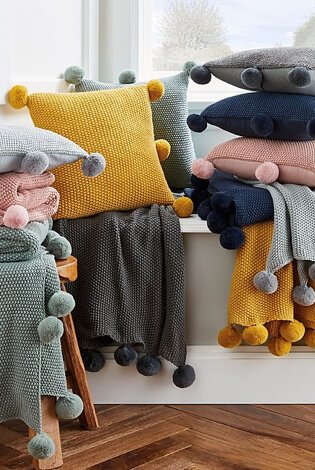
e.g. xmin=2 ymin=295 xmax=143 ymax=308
xmin=114 ymin=344 xmax=138 ymax=366
xmin=64 ymin=65 xmax=84 ymax=85
xmin=82 ymin=153 xmax=106 ymax=177
xmin=190 ymin=65 xmax=211 ymax=85
xmin=118 ymin=70 xmax=136 ymax=84
xmin=28 ymin=433 xmax=55 ymax=460
xmin=183 ymin=61 xmax=196 ymax=74
xmin=47 ymin=236 xmax=72 ymax=260
xmin=48 ymin=291 xmax=75 ymax=317
xmin=137 ymin=355 xmax=162 ymax=376
xmin=293 ymin=285 xmax=315 ymax=306
xmin=288 ymin=67 xmax=311 ymax=88
xmin=81 ymin=349 xmax=105 ymax=372
xmin=38 ymin=317 xmax=64 ymax=344
xmin=55 ymin=392 xmax=83 ymax=420
xmin=309 ymin=263 xmax=315 ymax=281
xmin=241 ymin=67 xmax=263 ymax=89
xmin=173 ymin=364 xmax=196 ymax=388
xmin=21 ymin=151 xmax=49 ymax=175
xmin=253 ymin=270 xmax=278 ymax=294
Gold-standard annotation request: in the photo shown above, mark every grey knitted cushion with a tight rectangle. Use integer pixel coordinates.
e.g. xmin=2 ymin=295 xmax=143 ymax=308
xmin=192 ymin=47 xmax=315 ymax=95
xmin=64 ymin=64 xmax=196 ymax=190
xmin=0 ymin=124 xmax=98 ymax=174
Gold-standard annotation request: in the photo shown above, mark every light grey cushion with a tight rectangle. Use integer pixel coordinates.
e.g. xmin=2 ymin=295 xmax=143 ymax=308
xmin=192 ymin=47 xmax=315 ymax=95
xmin=64 ymin=63 xmax=196 ymax=190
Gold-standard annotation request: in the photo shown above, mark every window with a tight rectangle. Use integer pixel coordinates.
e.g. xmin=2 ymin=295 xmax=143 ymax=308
xmin=137 ymin=0 xmax=315 ymax=101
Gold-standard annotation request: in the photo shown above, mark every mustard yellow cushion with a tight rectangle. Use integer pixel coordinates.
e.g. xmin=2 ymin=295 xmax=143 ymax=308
xmin=9 ymin=81 xmax=178 ymax=219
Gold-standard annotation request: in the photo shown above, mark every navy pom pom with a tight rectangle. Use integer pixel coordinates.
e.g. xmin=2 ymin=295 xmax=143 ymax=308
xmin=250 ymin=113 xmax=274 ymax=137
xmin=187 ymin=114 xmax=208 ymax=133
xmin=173 ymin=364 xmax=196 ymax=388
xmin=198 ymin=199 xmax=212 ymax=220
xmin=136 ymin=355 xmax=162 ymax=376
xmin=220 ymin=227 xmax=245 ymax=250
xmin=288 ymin=66 xmax=311 ymax=88
xmin=81 ymin=349 xmax=105 ymax=372
xmin=211 ymin=192 xmax=235 ymax=215
xmin=190 ymin=189 xmax=209 ymax=210
xmin=114 ymin=344 xmax=138 ymax=366
xmin=241 ymin=67 xmax=262 ymax=89
xmin=207 ymin=210 xmax=229 ymax=233
xmin=307 ymin=118 xmax=315 ymax=138
xmin=191 ymin=174 xmax=209 ymax=191
xmin=190 ymin=65 xmax=211 ymax=84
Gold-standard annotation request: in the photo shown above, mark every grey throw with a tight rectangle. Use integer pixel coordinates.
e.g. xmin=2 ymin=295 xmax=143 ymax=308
xmin=54 ymin=205 xmax=187 ymax=367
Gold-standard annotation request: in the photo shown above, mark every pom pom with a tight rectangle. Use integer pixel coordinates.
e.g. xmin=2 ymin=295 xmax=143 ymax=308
xmin=207 ymin=210 xmax=229 ymax=233
xmin=114 ymin=344 xmax=138 ymax=366
xmin=183 ymin=61 xmax=196 ymax=74
xmin=136 ymin=355 xmax=162 ymax=376
xmin=288 ymin=66 xmax=311 ymax=88
xmin=306 ymin=118 xmax=315 ymax=138
xmin=64 ymin=65 xmax=84 ymax=85
xmin=190 ymin=189 xmax=209 ymax=210
xmin=155 ymin=139 xmax=171 ymax=162
xmin=21 ymin=151 xmax=50 ymax=175
xmin=173 ymin=197 xmax=193 ymax=218
xmin=47 ymin=235 xmax=72 ymax=260
xmin=191 ymin=174 xmax=209 ymax=191
xmin=255 ymin=162 xmax=279 ymax=184
xmin=211 ymin=192 xmax=235 ymax=215
xmin=304 ymin=329 xmax=315 ymax=348
xmin=253 ymin=270 xmax=278 ymax=294
xmin=81 ymin=349 xmax=105 ymax=372
xmin=82 ymin=153 xmax=106 ymax=177
xmin=217 ymin=325 xmax=242 ymax=348
xmin=268 ymin=337 xmax=291 ymax=356
xmin=241 ymin=67 xmax=263 ymax=89
xmin=118 ymin=69 xmax=136 ymax=84
xmin=38 ymin=317 xmax=64 ymax=344
xmin=250 ymin=113 xmax=274 ymax=137
xmin=242 ymin=324 xmax=268 ymax=346
xmin=191 ymin=159 xmax=214 ymax=179
xmin=173 ymin=364 xmax=196 ymax=388
xmin=293 ymin=285 xmax=315 ymax=306
xmin=190 ymin=65 xmax=211 ymax=85
xmin=147 ymin=80 xmax=164 ymax=101
xmin=3 ymin=205 xmax=29 ymax=229
xmin=187 ymin=114 xmax=208 ymax=133
xmin=48 ymin=291 xmax=75 ymax=317
xmin=28 ymin=433 xmax=55 ymax=460
xmin=309 ymin=263 xmax=315 ymax=281
xmin=55 ymin=392 xmax=83 ymax=420
xmin=197 ymin=199 xmax=212 ymax=220
xmin=279 ymin=319 xmax=305 ymax=343
xmin=220 ymin=227 xmax=245 ymax=250
xmin=8 ymin=85 xmax=29 ymax=109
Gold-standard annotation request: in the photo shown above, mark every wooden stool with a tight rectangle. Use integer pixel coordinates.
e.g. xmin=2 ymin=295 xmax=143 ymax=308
xmin=29 ymin=256 xmax=99 ymax=469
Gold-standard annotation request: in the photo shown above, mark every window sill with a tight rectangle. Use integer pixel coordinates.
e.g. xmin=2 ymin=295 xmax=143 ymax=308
xmin=179 ymin=214 xmax=209 ymax=233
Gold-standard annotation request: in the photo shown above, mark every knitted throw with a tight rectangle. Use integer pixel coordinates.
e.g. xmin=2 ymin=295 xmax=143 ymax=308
xmin=228 ymin=221 xmax=294 ymax=327
xmin=54 ymin=205 xmax=187 ymax=367
xmin=0 ymin=172 xmax=59 ymax=224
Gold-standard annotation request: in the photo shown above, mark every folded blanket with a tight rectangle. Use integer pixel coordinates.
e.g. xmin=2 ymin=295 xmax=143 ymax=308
xmin=0 ymin=172 xmax=59 ymax=228
xmin=54 ymin=205 xmax=195 ymax=387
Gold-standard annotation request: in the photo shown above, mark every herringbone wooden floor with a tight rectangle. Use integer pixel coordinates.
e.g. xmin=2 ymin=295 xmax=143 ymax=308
xmin=1 ymin=404 xmax=315 ymax=469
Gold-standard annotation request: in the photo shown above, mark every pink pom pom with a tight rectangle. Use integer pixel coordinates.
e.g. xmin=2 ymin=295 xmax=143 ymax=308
xmin=255 ymin=162 xmax=279 ymax=184
xmin=191 ymin=159 xmax=214 ymax=179
xmin=3 ymin=205 xmax=29 ymax=229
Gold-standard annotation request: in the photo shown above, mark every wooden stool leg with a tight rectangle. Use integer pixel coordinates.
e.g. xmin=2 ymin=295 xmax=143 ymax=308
xmin=60 ymin=292 xmax=99 ymax=430
xmin=28 ymin=396 xmax=63 ymax=470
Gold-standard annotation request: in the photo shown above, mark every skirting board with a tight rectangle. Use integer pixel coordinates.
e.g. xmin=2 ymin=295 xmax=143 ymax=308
xmin=87 ymin=345 xmax=315 ymax=405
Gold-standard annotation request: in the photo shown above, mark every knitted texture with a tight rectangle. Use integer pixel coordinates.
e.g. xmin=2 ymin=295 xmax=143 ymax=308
xmin=0 ymin=124 xmax=91 ymax=173
xmin=54 ymin=205 xmax=187 ymax=367
xmin=207 ymin=138 xmax=315 ymax=186
xmin=0 ymin=172 xmax=59 ymax=224
xmin=71 ymin=69 xmax=195 ymax=190
xmin=228 ymin=221 xmax=294 ymax=326
xmin=24 ymin=85 xmax=175 ymax=219
xmin=0 ymin=250 xmax=67 ymax=433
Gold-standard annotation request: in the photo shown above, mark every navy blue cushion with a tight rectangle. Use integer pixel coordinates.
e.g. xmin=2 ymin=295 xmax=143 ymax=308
xmin=187 ymin=92 xmax=315 ymax=141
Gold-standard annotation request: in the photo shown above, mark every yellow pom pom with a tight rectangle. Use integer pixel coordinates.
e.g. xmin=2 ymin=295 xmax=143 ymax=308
xmin=8 ymin=85 xmax=29 ymax=109
xmin=147 ymin=80 xmax=164 ymax=101
xmin=218 ymin=325 xmax=242 ymax=349
xmin=279 ymin=319 xmax=305 ymax=343
xmin=268 ymin=337 xmax=291 ymax=356
xmin=173 ymin=197 xmax=193 ymax=218
xmin=304 ymin=328 xmax=315 ymax=348
xmin=155 ymin=139 xmax=171 ymax=162
xmin=242 ymin=324 xmax=268 ymax=346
